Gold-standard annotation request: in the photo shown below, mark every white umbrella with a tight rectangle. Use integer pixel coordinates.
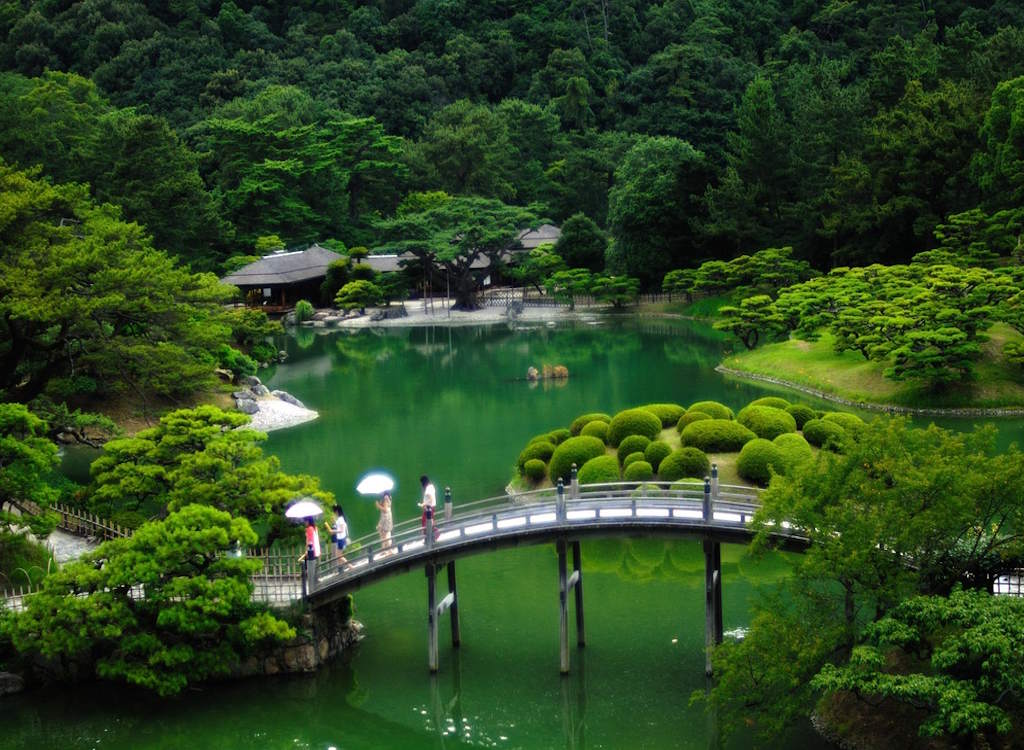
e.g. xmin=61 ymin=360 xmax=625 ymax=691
xmin=356 ymin=472 xmax=395 ymax=495
xmin=285 ymin=499 xmax=324 ymax=519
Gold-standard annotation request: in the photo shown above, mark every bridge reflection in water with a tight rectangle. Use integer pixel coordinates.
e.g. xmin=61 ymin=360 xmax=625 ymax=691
xmin=305 ymin=470 xmax=811 ymax=677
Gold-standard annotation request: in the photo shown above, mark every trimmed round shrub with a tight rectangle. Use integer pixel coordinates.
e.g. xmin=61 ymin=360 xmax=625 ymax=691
xmin=623 ymin=460 xmax=654 ymax=481
xmin=737 ymin=439 xmax=787 ymax=485
xmin=822 ymin=412 xmax=866 ymax=434
xmin=644 ymin=440 xmax=672 ymax=473
xmin=523 ymin=459 xmax=547 ymax=483
xmin=772 ymin=433 xmax=814 ymax=471
xmin=547 ymin=428 xmax=571 ymax=445
xmin=607 ymin=408 xmax=663 ymax=446
xmin=785 ymin=403 xmax=817 ymax=429
xmin=658 ymin=447 xmax=711 ymax=481
xmin=670 ymin=478 xmax=705 ymax=491
xmin=688 ymin=400 xmax=734 ymax=420
xmin=549 ymin=436 xmax=606 ymax=482
xmin=680 ymin=420 xmax=756 ymax=452
xmin=677 ymin=411 xmax=711 ymax=432
xmin=642 ymin=403 xmax=686 ymax=427
xmin=569 ymin=412 xmax=612 ymax=435
xmin=580 ymin=420 xmax=609 ymax=443
xmin=518 ymin=440 xmax=555 ymax=472
xmin=748 ymin=396 xmax=790 ymax=410
xmin=294 ymin=299 xmax=315 ymax=323
xmin=802 ymin=418 xmax=846 ymax=450
xmin=617 ymin=434 xmax=652 ymax=463
xmin=578 ymin=455 xmax=620 ymax=484
xmin=528 ymin=433 xmax=555 ymax=446
xmin=623 ymin=451 xmax=646 ymax=469
xmin=736 ymin=405 xmax=797 ymax=440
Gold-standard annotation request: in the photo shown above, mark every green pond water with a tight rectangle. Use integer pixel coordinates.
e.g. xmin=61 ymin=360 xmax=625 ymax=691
xmin=10 ymin=316 xmax=1024 ymax=750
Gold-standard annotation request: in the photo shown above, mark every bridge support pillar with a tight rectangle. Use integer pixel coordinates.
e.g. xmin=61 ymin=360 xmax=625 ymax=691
xmin=558 ymin=538 xmax=585 ymax=674
xmin=427 ymin=561 xmax=460 ymax=673
xmin=703 ymin=538 xmax=723 ymax=677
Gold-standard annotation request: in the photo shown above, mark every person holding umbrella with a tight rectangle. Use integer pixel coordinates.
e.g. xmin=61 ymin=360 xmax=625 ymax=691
xmin=375 ymin=492 xmax=393 ymax=553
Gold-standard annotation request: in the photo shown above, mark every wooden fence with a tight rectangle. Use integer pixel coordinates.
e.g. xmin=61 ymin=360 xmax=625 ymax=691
xmin=51 ymin=502 xmax=132 ymax=541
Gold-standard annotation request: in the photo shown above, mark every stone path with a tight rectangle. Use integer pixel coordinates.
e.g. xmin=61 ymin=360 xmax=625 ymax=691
xmin=46 ymin=529 xmax=98 ymax=564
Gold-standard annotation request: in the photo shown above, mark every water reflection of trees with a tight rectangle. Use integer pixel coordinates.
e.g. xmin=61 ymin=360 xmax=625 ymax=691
xmin=581 ymin=539 xmax=793 ymax=584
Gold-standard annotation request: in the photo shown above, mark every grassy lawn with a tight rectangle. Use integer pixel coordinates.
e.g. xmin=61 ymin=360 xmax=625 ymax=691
xmin=639 ymin=293 xmax=738 ymax=319
xmin=722 ymin=324 xmax=1024 ymax=409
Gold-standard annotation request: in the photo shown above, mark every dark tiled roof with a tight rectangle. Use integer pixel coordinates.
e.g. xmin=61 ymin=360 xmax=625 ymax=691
xmin=221 ymin=244 xmax=343 ymax=287
xmin=516 ymin=224 xmax=561 ymax=249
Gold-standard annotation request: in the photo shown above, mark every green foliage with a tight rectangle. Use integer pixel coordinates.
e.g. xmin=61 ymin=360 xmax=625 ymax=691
xmin=622 ymin=452 xmax=646 ymax=470
xmin=821 ymin=412 xmax=866 ymax=435
xmin=644 ymin=441 xmax=672 ymax=473
xmin=591 ymin=274 xmax=641 ymax=308
xmin=522 ymin=459 xmax=546 ymax=483
xmin=677 ymin=411 xmax=712 ymax=432
xmin=623 ymin=460 xmax=654 ymax=482
xmin=785 ymin=404 xmax=817 ymax=429
xmin=554 ymin=213 xmax=607 ymax=272
xmin=716 ymin=295 xmax=788 ymax=350
xmin=0 ymin=403 xmax=60 ymax=539
xmin=319 ymin=259 xmax=351 ymax=307
xmin=335 ymin=280 xmax=383 ymax=312
xmin=801 ymin=418 xmax=847 ymax=450
xmin=736 ymin=405 xmax=798 ymax=440
xmin=517 ymin=441 xmax=556 ymax=473
xmin=680 ymin=420 xmax=756 ymax=453
xmin=737 ymin=438 xmax=786 ymax=485
xmin=771 ymin=433 xmax=814 ymax=472
xmin=294 ymin=300 xmax=315 ymax=323
xmin=569 ymin=412 xmax=611 ymax=435
xmin=544 ymin=268 xmax=593 ymax=311
xmin=607 ymin=408 xmax=663 ymax=447
xmin=547 ymin=428 xmax=571 ymax=445
xmin=688 ymin=401 xmax=734 ymax=421
xmin=662 ymin=269 xmax=696 ymax=300
xmin=215 ymin=345 xmax=257 ymax=378
xmin=748 ymin=397 xmax=790 ymax=410
xmin=617 ymin=435 xmax=652 ymax=464
xmin=7 ymin=505 xmax=295 ymax=696
xmin=658 ymin=447 xmax=711 ymax=482
xmin=579 ymin=420 xmax=609 ymax=443
xmin=577 ymin=455 xmax=620 ymax=485
xmin=641 ymin=403 xmax=686 ymax=427
xmin=548 ymin=436 xmax=605 ymax=484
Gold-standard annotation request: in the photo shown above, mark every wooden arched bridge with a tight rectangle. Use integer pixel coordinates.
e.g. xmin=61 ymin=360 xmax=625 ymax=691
xmin=304 ymin=470 xmax=810 ymax=676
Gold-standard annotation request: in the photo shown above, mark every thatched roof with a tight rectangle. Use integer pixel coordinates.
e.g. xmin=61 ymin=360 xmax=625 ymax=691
xmin=221 ymin=244 xmax=343 ymax=287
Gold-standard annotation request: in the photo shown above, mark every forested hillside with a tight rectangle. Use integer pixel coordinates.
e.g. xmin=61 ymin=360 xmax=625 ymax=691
xmin=1 ymin=0 xmax=1023 ymax=279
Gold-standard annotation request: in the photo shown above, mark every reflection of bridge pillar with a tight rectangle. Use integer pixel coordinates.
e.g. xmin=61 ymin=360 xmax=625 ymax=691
xmin=427 ymin=561 xmax=460 ymax=673
xmin=703 ymin=538 xmax=723 ymax=677
xmin=558 ymin=537 xmax=585 ymax=674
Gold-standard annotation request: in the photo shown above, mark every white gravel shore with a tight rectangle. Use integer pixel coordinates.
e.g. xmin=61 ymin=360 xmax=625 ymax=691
xmin=245 ymin=397 xmax=319 ymax=433
xmin=333 ymin=302 xmax=598 ymax=328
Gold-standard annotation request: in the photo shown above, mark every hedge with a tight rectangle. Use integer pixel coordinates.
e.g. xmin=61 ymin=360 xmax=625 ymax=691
xmin=737 ymin=439 xmax=786 ymax=485
xmin=785 ymin=403 xmax=817 ymax=429
xmin=548 ymin=428 xmax=572 ymax=445
xmin=623 ymin=460 xmax=654 ymax=481
xmin=617 ymin=434 xmax=652 ymax=463
xmin=658 ymin=447 xmax=711 ymax=481
xmin=578 ymin=455 xmax=620 ymax=484
xmin=644 ymin=440 xmax=672 ymax=473
xmin=580 ymin=420 xmax=610 ymax=443
xmin=772 ymin=432 xmax=814 ymax=471
xmin=549 ymin=436 xmax=606 ymax=482
xmin=569 ymin=412 xmax=612 ymax=435
xmin=518 ymin=440 xmax=555 ymax=472
xmin=607 ymin=408 xmax=663 ymax=446
xmin=523 ymin=459 xmax=547 ymax=483
xmin=677 ymin=411 xmax=712 ymax=432
xmin=680 ymin=420 xmax=756 ymax=452
xmin=623 ymin=451 xmax=646 ymax=469
xmin=802 ymin=418 xmax=846 ymax=450
xmin=748 ymin=396 xmax=790 ymax=410
xmin=642 ymin=403 xmax=687 ymax=427
xmin=687 ymin=400 xmax=734 ymax=420
xmin=736 ymin=405 xmax=798 ymax=440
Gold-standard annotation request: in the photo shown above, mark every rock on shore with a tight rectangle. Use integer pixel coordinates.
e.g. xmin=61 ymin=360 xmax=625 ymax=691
xmin=232 ymin=377 xmax=318 ymax=432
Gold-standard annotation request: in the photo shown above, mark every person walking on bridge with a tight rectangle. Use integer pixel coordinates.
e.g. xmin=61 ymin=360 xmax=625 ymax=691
xmin=419 ymin=474 xmax=436 ymax=536
xmin=325 ymin=504 xmax=349 ymax=567
xmin=376 ymin=492 xmax=394 ymax=553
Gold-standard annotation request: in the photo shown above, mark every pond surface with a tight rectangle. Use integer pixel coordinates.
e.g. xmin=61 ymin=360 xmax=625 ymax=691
xmin=10 ymin=316 xmax=1024 ymax=749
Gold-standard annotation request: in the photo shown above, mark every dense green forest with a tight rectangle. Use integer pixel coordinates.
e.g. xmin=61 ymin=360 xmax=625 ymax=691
xmin=2 ymin=0 xmax=1023 ymax=281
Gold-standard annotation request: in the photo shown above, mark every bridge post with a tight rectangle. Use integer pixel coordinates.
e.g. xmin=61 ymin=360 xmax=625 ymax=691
xmin=444 ymin=486 xmax=453 ymax=521
xmin=427 ymin=563 xmax=439 ymax=672
xmin=570 ymin=464 xmax=579 ymax=500
xmin=711 ymin=463 xmax=719 ymax=499
xmin=557 ymin=478 xmax=566 ymax=521
xmin=703 ymin=538 xmax=723 ymax=677
xmin=572 ymin=541 xmax=585 ymax=647
xmin=447 ymin=560 xmax=461 ymax=648
xmin=425 ymin=512 xmax=435 ymax=550
xmin=558 ymin=538 xmax=570 ymax=674
xmin=702 ymin=476 xmax=712 ymax=522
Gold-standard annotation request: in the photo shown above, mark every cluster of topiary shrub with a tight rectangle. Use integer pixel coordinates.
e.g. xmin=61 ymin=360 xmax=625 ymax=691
xmin=514 ymin=396 xmax=867 ymax=488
